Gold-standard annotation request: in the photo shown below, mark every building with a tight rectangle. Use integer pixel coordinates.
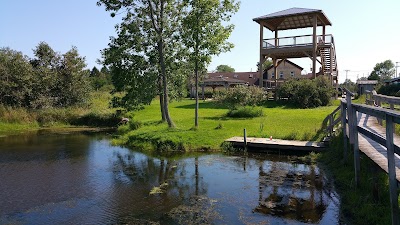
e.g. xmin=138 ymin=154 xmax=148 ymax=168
xmin=263 ymin=59 xmax=304 ymax=89
xmin=357 ymin=80 xmax=378 ymax=95
xmin=205 ymin=72 xmax=259 ymax=86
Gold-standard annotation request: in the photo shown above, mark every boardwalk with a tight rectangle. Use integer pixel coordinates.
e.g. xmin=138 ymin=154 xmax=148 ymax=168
xmin=355 ymin=112 xmax=400 ymax=182
xmin=225 ymin=137 xmax=326 ymax=152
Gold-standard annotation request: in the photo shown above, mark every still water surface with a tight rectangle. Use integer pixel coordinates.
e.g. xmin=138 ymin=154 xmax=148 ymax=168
xmin=0 ymin=131 xmax=340 ymax=224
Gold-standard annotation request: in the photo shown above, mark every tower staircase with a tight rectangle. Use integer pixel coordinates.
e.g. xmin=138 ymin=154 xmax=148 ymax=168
xmin=319 ymin=37 xmax=338 ymax=84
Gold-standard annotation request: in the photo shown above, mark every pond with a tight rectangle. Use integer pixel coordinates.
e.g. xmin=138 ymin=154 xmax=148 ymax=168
xmin=0 ymin=131 xmax=341 ymax=224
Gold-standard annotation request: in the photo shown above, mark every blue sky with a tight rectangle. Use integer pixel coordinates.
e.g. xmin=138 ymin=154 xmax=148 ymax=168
xmin=1 ymin=0 xmax=399 ymax=83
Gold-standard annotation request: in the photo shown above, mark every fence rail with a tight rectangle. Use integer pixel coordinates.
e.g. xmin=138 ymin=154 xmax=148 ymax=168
xmin=342 ymin=88 xmax=400 ymax=225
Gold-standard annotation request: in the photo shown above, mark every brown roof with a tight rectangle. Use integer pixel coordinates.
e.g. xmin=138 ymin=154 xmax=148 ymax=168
xmin=265 ymin=59 xmax=303 ymax=71
xmin=202 ymin=76 xmax=248 ymax=86
xmin=206 ymin=72 xmax=259 ymax=85
xmin=253 ymin=7 xmax=332 ymax=31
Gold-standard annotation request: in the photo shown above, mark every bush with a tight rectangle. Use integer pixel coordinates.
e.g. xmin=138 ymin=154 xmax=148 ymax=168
xmin=378 ymin=83 xmax=400 ymax=97
xmin=277 ymin=76 xmax=334 ymax=108
xmin=226 ymin=106 xmax=263 ymax=118
xmin=214 ymin=86 xmax=266 ymax=110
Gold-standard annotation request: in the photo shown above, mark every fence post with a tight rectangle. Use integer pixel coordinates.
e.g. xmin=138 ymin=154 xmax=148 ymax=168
xmin=329 ymin=114 xmax=334 ymax=137
xmin=351 ymin=106 xmax=360 ymax=187
xmin=385 ymin=114 xmax=399 ymax=225
xmin=341 ymin=102 xmax=348 ymax=162
xmin=346 ymin=91 xmax=353 ymax=145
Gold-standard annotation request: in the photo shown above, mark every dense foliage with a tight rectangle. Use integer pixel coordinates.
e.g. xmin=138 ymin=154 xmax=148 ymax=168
xmin=214 ymin=86 xmax=266 ymax=110
xmin=215 ymin=64 xmax=235 ymax=73
xmin=340 ymin=79 xmax=357 ymax=93
xmin=0 ymin=43 xmax=91 ymax=109
xmin=368 ymin=59 xmax=395 ymax=82
xmin=277 ymin=76 xmax=334 ymax=108
xmin=378 ymin=83 xmax=400 ymax=97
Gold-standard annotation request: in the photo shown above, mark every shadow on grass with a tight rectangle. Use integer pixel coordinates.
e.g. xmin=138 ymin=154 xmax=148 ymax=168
xmin=262 ymin=100 xmax=300 ymax=109
xmin=202 ymin=116 xmax=249 ymax=121
xmin=175 ymin=101 xmax=228 ymax=109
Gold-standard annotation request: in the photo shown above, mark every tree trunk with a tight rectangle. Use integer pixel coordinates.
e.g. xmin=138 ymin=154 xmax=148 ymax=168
xmin=158 ymin=39 xmax=174 ymax=128
xmin=194 ymin=56 xmax=199 ymax=128
xmin=158 ymin=76 xmax=166 ymax=121
xmin=158 ymin=1 xmax=175 ymax=128
xmin=194 ymin=7 xmax=200 ymax=128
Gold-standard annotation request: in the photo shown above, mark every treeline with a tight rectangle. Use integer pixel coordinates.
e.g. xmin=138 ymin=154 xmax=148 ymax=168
xmin=0 ymin=42 xmax=112 ymax=109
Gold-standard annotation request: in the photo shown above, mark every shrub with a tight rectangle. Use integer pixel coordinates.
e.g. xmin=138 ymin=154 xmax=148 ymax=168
xmin=378 ymin=83 xmax=400 ymax=97
xmin=277 ymin=76 xmax=334 ymax=108
xmin=128 ymin=120 xmax=142 ymax=130
xmin=226 ymin=106 xmax=263 ymax=118
xmin=214 ymin=86 xmax=266 ymax=110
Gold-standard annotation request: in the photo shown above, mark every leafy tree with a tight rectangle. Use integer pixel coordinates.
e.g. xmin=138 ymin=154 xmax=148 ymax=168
xmin=56 ymin=47 xmax=91 ymax=106
xmin=340 ymin=79 xmax=357 ymax=93
xmin=368 ymin=60 xmax=395 ymax=82
xmin=0 ymin=48 xmax=33 ymax=107
xmin=181 ymin=0 xmax=239 ymax=127
xmin=215 ymin=64 xmax=235 ymax=73
xmin=90 ymin=66 xmax=112 ymax=90
xmin=29 ymin=42 xmax=60 ymax=108
xmin=30 ymin=42 xmax=91 ymax=108
xmin=256 ymin=59 xmax=273 ymax=72
xmin=98 ymin=0 xmax=188 ymax=128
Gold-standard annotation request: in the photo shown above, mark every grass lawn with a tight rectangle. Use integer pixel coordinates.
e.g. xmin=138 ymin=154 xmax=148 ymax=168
xmin=119 ymin=98 xmax=340 ymax=150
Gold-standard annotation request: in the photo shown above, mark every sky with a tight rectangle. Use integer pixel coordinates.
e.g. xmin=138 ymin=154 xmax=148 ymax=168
xmin=1 ymin=0 xmax=400 ymax=83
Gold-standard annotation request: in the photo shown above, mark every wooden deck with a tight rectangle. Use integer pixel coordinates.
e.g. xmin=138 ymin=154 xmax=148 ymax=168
xmin=225 ymin=137 xmax=326 ymax=152
xmin=355 ymin=113 xmax=400 ymax=182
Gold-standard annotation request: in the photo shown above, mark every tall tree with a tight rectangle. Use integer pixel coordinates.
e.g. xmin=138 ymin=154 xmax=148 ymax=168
xmin=98 ymin=0 xmax=187 ymax=128
xmin=182 ymin=0 xmax=239 ymax=127
xmin=0 ymin=48 xmax=33 ymax=107
xmin=215 ymin=64 xmax=236 ymax=73
xmin=256 ymin=59 xmax=272 ymax=72
xmin=368 ymin=59 xmax=395 ymax=82
xmin=30 ymin=42 xmax=60 ymax=108
xmin=57 ymin=47 xmax=91 ymax=107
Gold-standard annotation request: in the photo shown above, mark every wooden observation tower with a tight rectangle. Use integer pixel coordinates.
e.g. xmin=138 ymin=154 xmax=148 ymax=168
xmin=253 ymin=8 xmax=338 ymax=93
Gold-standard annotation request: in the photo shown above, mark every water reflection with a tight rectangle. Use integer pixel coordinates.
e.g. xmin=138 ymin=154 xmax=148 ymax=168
xmin=0 ymin=132 xmax=340 ymax=224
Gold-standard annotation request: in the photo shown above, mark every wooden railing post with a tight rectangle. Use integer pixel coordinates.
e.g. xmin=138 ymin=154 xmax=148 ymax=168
xmin=341 ymin=102 xmax=348 ymax=161
xmin=346 ymin=91 xmax=353 ymax=145
xmin=385 ymin=114 xmax=399 ymax=225
xmin=351 ymin=106 xmax=360 ymax=187
xmin=329 ymin=114 xmax=334 ymax=137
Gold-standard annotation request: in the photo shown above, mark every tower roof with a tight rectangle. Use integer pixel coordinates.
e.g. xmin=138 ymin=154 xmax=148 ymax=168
xmin=253 ymin=7 xmax=332 ymax=31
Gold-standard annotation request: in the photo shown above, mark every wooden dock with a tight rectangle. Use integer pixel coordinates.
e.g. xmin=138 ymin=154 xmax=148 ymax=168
xmin=354 ymin=113 xmax=400 ymax=182
xmin=225 ymin=137 xmax=326 ymax=152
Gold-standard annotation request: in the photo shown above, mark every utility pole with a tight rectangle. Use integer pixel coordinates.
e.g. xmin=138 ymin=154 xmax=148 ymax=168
xmin=396 ymin=62 xmax=399 ymax=78
xmin=345 ymin=70 xmax=350 ymax=81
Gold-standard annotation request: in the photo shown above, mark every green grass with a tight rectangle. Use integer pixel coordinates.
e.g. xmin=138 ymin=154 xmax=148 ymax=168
xmin=119 ymin=99 xmax=339 ymax=150
xmin=319 ymin=133 xmax=396 ymax=225
xmin=0 ymin=91 xmax=119 ymax=134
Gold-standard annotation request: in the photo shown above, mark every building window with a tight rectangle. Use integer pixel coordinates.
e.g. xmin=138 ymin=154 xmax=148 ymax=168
xmin=279 ymin=71 xmax=283 ymax=79
xmin=271 ymin=72 xmax=275 ymax=78
xmin=234 ymin=74 xmax=238 ymax=78
xmin=249 ymin=74 xmax=253 ymax=78
xmin=290 ymin=71 xmax=295 ymax=77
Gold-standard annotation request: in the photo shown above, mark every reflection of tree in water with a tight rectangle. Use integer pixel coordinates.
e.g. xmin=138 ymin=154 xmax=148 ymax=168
xmin=254 ymin=159 xmax=328 ymax=223
xmin=111 ymin=152 xmax=209 ymax=223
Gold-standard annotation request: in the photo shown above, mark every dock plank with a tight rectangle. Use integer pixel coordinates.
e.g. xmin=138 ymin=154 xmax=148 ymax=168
xmin=225 ymin=137 xmax=325 ymax=152
xmin=356 ymin=112 xmax=400 ymax=182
